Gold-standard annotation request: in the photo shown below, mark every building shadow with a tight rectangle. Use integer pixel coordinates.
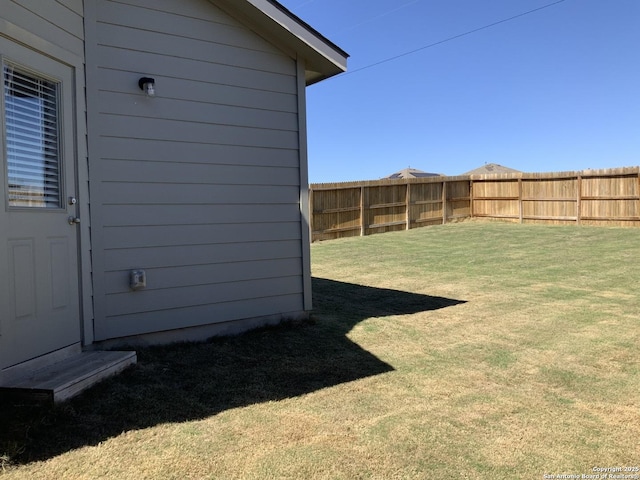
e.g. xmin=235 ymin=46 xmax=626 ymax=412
xmin=1 ymin=277 xmax=465 ymax=465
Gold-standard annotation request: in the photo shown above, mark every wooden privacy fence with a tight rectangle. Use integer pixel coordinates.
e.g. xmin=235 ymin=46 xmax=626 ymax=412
xmin=310 ymin=176 xmax=471 ymax=242
xmin=309 ymin=167 xmax=640 ymax=242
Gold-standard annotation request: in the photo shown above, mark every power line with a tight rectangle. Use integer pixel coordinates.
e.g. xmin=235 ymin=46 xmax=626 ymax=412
xmin=333 ymin=0 xmax=422 ymax=35
xmin=337 ymin=0 xmax=568 ymax=79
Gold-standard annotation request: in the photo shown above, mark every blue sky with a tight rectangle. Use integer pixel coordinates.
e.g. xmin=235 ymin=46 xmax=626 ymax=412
xmin=278 ymin=0 xmax=640 ymax=183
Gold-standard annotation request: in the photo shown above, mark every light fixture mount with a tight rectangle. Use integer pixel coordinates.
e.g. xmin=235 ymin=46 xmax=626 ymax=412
xmin=138 ymin=77 xmax=156 ymax=97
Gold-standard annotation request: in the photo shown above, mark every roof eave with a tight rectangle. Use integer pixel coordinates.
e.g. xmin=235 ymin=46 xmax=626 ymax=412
xmin=214 ymin=0 xmax=348 ymax=85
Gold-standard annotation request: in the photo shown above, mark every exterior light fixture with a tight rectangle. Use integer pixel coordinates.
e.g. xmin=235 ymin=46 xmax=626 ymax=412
xmin=138 ymin=77 xmax=155 ymax=97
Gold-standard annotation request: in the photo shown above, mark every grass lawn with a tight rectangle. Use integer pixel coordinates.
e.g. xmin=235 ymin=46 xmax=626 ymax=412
xmin=1 ymin=222 xmax=639 ymax=479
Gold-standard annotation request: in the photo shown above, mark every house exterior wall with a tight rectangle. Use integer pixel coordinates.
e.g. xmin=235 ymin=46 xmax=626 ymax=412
xmin=0 ymin=0 xmax=94 ymax=345
xmin=1 ymin=0 xmax=85 ymax=59
xmin=85 ymin=0 xmax=309 ymax=342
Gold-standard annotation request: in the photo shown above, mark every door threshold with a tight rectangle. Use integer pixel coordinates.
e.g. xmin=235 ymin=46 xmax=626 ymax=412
xmin=0 ymin=350 xmax=136 ymax=404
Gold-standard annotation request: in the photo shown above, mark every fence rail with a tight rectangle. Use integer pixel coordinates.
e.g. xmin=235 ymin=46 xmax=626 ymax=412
xmin=309 ymin=167 xmax=640 ymax=242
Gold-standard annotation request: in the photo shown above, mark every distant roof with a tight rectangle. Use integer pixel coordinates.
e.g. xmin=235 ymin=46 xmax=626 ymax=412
xmin=463 ymin=163 xmax=521 ymax=175
xmin=386 ymin=168 xmax=442 ymax=179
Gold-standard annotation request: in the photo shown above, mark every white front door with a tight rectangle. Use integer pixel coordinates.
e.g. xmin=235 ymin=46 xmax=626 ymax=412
xmin=0 ymin=38 xmax=81 ymax=370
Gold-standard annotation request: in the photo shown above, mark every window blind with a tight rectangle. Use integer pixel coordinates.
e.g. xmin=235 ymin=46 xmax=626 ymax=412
xmin=3 ymin=63 xmax=61 ymax=208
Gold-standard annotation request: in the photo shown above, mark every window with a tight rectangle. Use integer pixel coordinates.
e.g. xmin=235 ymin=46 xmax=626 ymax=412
xmin=3 ymin=62 xmax=62 ymax=208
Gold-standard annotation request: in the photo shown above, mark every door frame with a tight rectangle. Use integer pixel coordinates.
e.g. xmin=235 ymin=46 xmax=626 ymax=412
xmin=0 ymin=20 xmax=93 ymax=366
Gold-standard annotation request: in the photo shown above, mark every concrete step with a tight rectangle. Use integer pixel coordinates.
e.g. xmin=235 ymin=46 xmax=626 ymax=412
xmin=0 ymin=350 xmax=136 ymax=403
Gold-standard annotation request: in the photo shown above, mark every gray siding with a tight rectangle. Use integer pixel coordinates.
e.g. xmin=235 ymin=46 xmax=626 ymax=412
xmin=1 ymin=1 xmax=84 ymax=58
xmin=86 ymin=0 xmax=305 ymax=341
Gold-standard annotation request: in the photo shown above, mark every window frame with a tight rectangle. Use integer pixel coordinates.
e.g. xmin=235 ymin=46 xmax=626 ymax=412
xmin=1 ymin=56 xmax=66 ymax=212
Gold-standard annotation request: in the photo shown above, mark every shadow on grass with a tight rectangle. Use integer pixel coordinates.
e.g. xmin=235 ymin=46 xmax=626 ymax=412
xmin=1 ymin=277 xmax=465 ymax=465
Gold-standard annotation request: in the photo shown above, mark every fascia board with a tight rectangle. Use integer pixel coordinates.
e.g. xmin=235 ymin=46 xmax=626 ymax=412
xmin=214 ymin=0 xmax=348 ymax=84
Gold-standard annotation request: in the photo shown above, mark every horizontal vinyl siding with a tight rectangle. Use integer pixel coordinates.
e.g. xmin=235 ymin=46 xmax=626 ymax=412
xmin=103 ymin=240 xmax=302 ymax=271
xmin=100 ymin=205 xmax=301 ymax=227
xmin=106 ymin=276 xmax=303 ymax=317
xmin=96 ymin=69 xmax=298 ymax=113
xmin=101 ymin=222 xmax=302 ymax=249
xmin=97 ymin=138 xmax=299 ymax=168
xmin=100 ymin=183 xmax=300 ymax=206
xmin=98 ymin=0 xmax=282 ymax=56
xmin=89 ymin=0 xmax=304 ymax=340
xmin=58 ymin=0 xmax=83 ymax=16
xmin=97 ymin=23 xmax=293 ymax=76
xmin=97 ymin=115 xmax=298 ymax=148
xmin=97 ymin=91 xmax=298 ymax=130
xmin=94 ymin=160 xmax=299 ymax=187
xmin=101 ymin=295 xmax=305 ymax=340
xmin=2 ymin=1 xmax=84 ymax=57
xmin=104 ymin=258 xmax=303 ymax=294
xmin=96 ymin=45 xmax=295 ymax=93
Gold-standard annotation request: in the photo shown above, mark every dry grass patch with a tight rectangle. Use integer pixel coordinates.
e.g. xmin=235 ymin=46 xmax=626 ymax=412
xmin=2 ymin=222 xmax=639 ymax=479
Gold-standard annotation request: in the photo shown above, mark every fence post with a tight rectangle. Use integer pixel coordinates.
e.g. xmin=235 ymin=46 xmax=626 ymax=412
xmin=576 ymin=175 xmax=582 ymax=225
xmin=638 ymin=172 xmax=640 ymax=222
xmin=442 ymin=181 xmax=447 ymax=224
xmin=469 ymin=180 xmax=474 ymax=219
xmin=360 ymin=186 xmax=365 ymax=236
xmin=518 ymin=178 xmax=523 ymax=224
xmin=406 ymin=182 xmax=411 ymax=230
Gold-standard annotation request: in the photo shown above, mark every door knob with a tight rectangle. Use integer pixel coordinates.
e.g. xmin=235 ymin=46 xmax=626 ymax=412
xmin=68 ymin=216 xmax=81 ymax=225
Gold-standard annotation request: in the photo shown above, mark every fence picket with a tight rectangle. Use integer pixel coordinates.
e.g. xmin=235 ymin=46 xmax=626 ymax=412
xmin=309 ymin=167 xmax=640 ymax=241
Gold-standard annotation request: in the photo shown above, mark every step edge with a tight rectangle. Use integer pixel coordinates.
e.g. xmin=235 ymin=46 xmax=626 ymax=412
xmin=51 ymin=353 xmax=138 ymax=394
xmin=52 ymin=356 xmax=137 ymax=403
xmin=2 ymin=351 xmax=136 ymax=389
